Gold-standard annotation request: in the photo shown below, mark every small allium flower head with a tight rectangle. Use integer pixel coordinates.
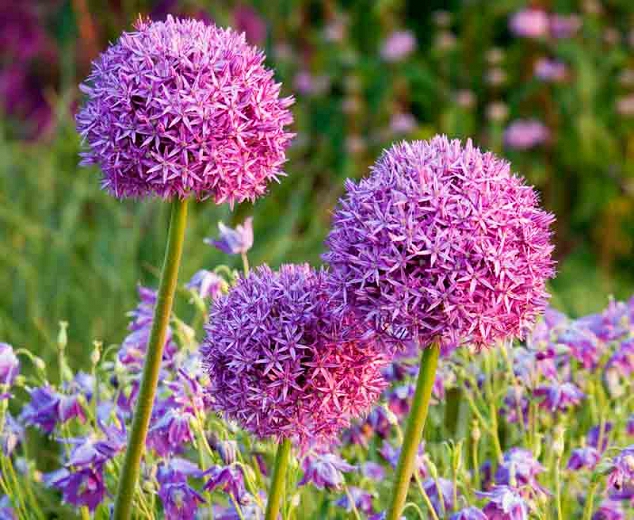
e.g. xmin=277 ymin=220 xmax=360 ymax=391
xmin=202 ymin=264 xmax=388 ymax=446
xmin=324 ymin=136 xmax=555 ymax=350
xmin=504 ymin=120 xmax=550 ymax=150
xmin=76 ymin=16 xmax=294 ymax=204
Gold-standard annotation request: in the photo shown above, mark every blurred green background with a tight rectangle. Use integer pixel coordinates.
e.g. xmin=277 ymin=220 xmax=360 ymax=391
xmin=1 ymin=0 xmax=633 ymax=369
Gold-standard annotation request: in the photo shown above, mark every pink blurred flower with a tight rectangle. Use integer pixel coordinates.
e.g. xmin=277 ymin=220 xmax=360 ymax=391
xmin=504 ymin=119 xmax=550 ymax=149
xmin=509 ymin=9 xmax=550 ymax=39
xmin=534 ymin=58 xmax=568 ymax=82
xmin=381 ymin=30 xmax=416 ymax=62
xmin=549 ymin=14 xmax=582 ymax=39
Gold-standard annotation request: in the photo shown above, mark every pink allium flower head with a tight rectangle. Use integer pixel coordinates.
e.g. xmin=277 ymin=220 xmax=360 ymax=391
xmin=504 ymin=120 xmax=551 ymax=150
xmin=323 ymin=136 xmax=555 ymax=351
xmin=509 ymin=9 xmax=550 ymax=39
xmin=76 ymin=16 xmax=294 ymax=205
xmin=381 ymin=30 xmax=417 ymax=62
xmin=201 ymin=264 xmax=388 ymax=447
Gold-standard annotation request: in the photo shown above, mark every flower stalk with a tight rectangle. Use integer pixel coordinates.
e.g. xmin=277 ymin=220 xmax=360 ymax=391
xmin=386 ymin=339 xmax=441 ymax=520
xmin=265 ymin=438 xmax=292 ymax=520
xmin=113 ymin=198 xmax=188 ymax=520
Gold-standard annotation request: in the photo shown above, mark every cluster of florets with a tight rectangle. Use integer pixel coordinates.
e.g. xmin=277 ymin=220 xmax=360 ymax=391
xmin=202 ymin=264 xmax=388 ymax=446
xmin=76 ymin=16 xmax=294 ymax=204
xmin=324 ymin=136 xmax=555 ymax=351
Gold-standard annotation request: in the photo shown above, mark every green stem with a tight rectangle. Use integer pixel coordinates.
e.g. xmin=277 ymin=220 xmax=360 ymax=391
xmin=113 ymin=199 xmax=188 ymax=520
xmin=386 ymin=340 xmax=441 ymax=520
xmin=265 ymin=438 xmax=292 ymax=520
xmin=583 ymin=481 xmax=599 ymax=520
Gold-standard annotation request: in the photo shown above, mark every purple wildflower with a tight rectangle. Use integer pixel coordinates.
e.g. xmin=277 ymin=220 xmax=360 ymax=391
xmin=186 ymin=270 xmax=224 ymax=300
xmin=203 ymin=465 xmax=246 ymax=503
xmin=381 ymin=30 xmax=416 ymax=62
xmin=502 ymin=387 xmax=529 ymax=426
xmin=76 ymin=16 xmax=294 ymax=204
xmin=588 ymin=422 xmax=613 ymax=452
xmin=534 ymin=380 xmax=584 ymax=413
xmin=593 ymin=500 xmax=625 ymax=520
xmin=159 ymin=482 xmax=205 ymax=520
xmin=567 ymin=447 xmax=601 ymax=471
xmin=450 ymin=507 xmax=487 ymax=520
xmin=205 ymin=217 xmax=254 ymax=255
xmin=299 ymin=452 xmax=356 ymax=490
xmin=608 ymin=445 xmax=634 ymax=491
xmin=557 ymin=325 xmax=600 ymax=370
xmin=423 ymin=478 xmax=456 ymax=516
xmin=509 ymin=9 xmax=549 ymax=39
xmin=390 ymin=113 xmax=417 ymax=135
xmin=549 ymin=14 xmax=581 ymax=39
xmin=627 ymin=415 xmax=634 ymax=437
xmin=323 ymin=136 xmax=555 ymax=350
xmin=335 ymin=486 xmax=375 ymax=515
xmin=534 ymin=58 xmax=568 ymax=82
xmin=157 ymin=458 xmax=203 ymax=484
xmin=504 ymin=120 xmax=550 ymax=150
xmin=362 ymin=461 xmax=385 ymax=480
xmin=478 ymin=486 xmax=528 ymax=520
xmin=147 ymin=408 xmax=195 ymax=456
xmin=607 ymin=339 xmax=634 ymax=377
xmin=20 ymin=386 xmax=64 ymax=433
xmin=495 ymin=448 xmax=545 ymax=493
xmin=0 ymin=343 xmax=19 ymax=386
xmin=46 ymin=467 xmax=106 ymax=512
xmin=0 ymin=496 xmax=13 ymax=520
xmin=202 ymin=264 xmax=388 ymax=446
xmin=211 ymin=439 xmax=239 ymax=465
xmin=379 ymin=440 xmax=427 ymax=478
xmin=1 ymin=414 xmax=23 ymax=456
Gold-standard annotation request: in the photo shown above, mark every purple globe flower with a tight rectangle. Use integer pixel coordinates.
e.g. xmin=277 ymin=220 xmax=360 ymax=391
xmin=0 ymin=343 xmax=19 ymax=386
xmin=323 ymin=136 xmax=555 ymax=350
xmin=76 ymin=16 xmax=294 ymax=204
xmin=202 ymin=264 xmax=388 ymax=446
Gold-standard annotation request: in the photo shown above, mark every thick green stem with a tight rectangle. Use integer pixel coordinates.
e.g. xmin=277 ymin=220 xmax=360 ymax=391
xmin=386 ymin=340 xmax=441 ymax=520
xmin=264 ymin=438 xmax=292 ymax=520
xmin=113 ymin=199 xmax=188 ymax=520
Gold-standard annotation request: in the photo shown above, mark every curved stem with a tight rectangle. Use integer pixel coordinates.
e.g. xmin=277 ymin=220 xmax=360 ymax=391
xmin=386 ymin=340 xmax=441 ymax=520
xmin=113 ymin=199 xmax=188 ymax=520
xmin=265 ymin=438 xmax=292 ymax=520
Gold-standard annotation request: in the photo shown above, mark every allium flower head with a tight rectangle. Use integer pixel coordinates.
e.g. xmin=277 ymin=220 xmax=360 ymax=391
xmin=323 ymin=136 xmax=555 ymax=350
xmin=76 ymin=16 xmax=294 ymax=204
xmin=202 ymin=264 xmax=388 ymax=446
xmin=381 ymin=31 xmax=416 ymax=62
xmin=504 ymin=120 xmax=550 ymax=150
xmin=509 ymin=9 xmax=549 ymax=39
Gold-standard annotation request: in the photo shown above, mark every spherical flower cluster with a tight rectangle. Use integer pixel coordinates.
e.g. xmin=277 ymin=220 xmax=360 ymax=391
xmin=323 ymin=136 xmax=555 ymax=350
xmin=509 ymin=9 xmax=549 ymax=39
xmin=76 ymin=16 xmax=294 ymax=204
xmin=202 ymin=264 xmax=388 ymax=446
